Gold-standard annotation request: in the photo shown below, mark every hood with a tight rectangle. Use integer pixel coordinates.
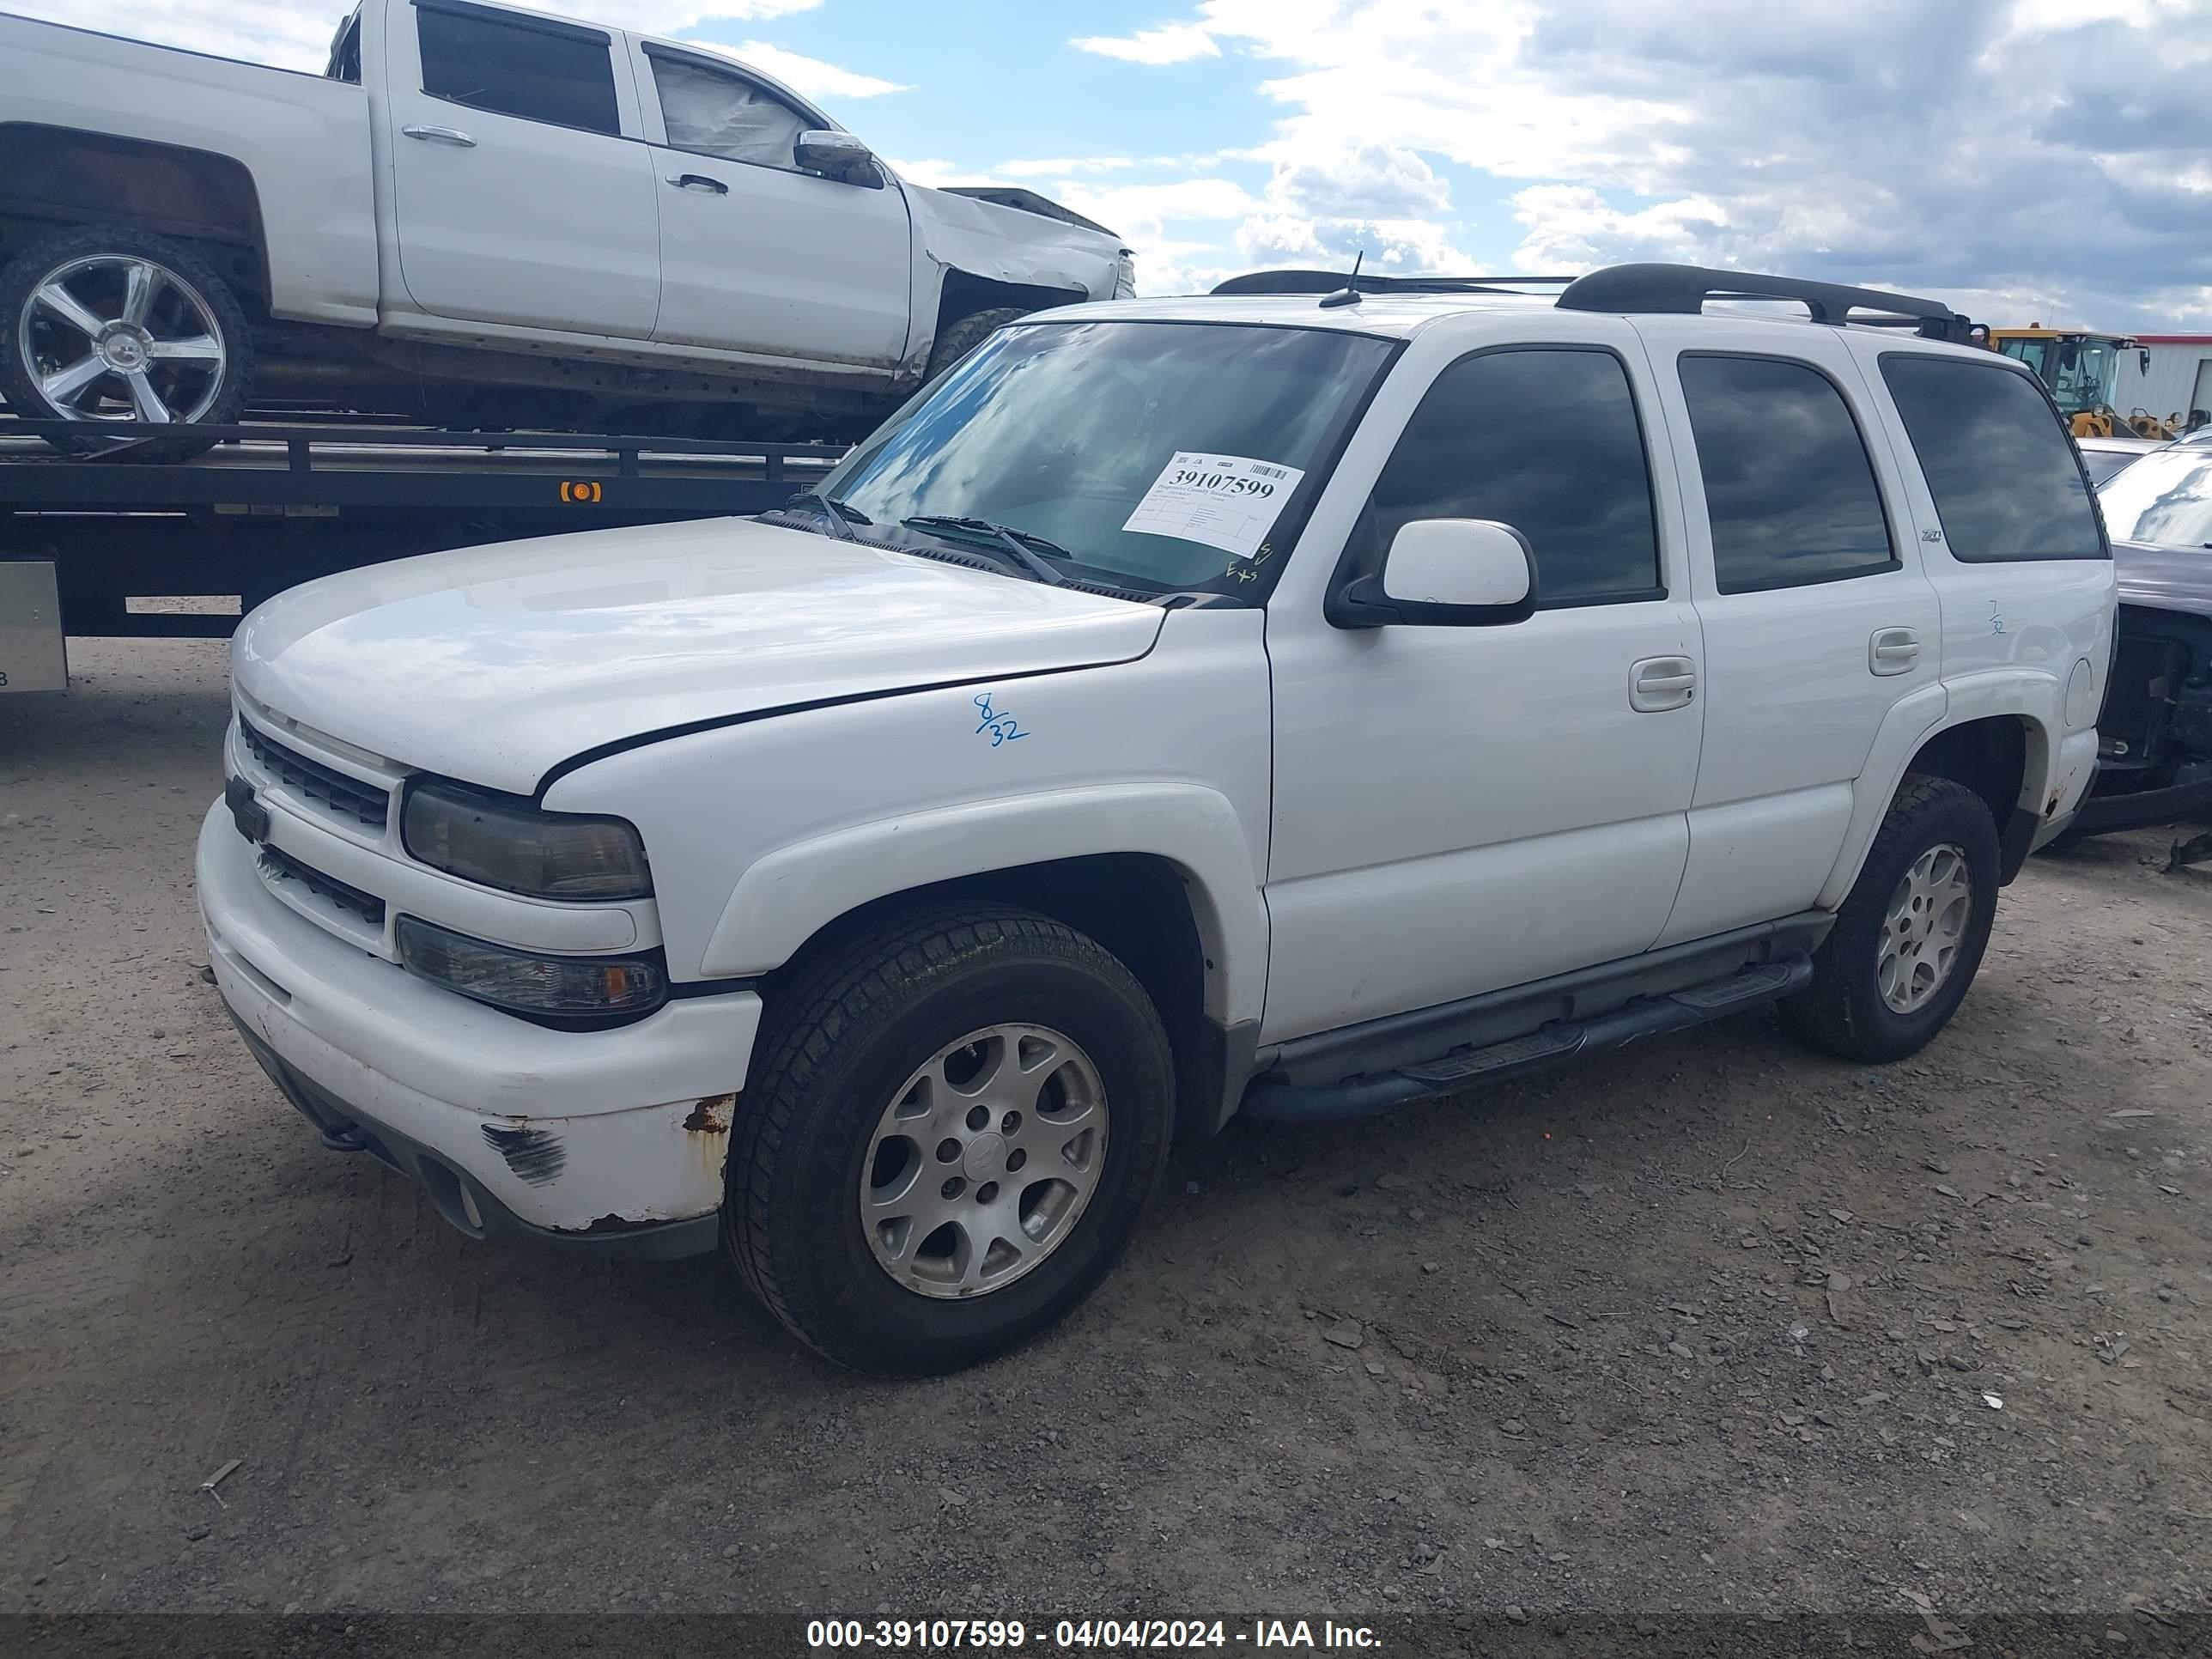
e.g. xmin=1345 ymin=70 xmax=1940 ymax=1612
xmin=906 ymin=184 xmax=1124 ymax=298
xmin=2114 ymin=538 xmax=2212 ymax=622
xmin=232 ymin=516 xmax=1164 ymax=796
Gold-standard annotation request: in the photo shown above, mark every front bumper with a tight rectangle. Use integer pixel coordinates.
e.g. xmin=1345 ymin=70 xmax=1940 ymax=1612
xmin=197 ymin=804 xmax=758 ymax=1255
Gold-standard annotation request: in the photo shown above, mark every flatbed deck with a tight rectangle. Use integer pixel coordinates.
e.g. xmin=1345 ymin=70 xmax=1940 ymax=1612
xmin=0 ymin=417 xmax=846 ymax=640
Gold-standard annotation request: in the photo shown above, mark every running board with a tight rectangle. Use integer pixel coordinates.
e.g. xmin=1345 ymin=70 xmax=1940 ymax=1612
xmin=1238 ymin=956 xmax=1813 ymax=1123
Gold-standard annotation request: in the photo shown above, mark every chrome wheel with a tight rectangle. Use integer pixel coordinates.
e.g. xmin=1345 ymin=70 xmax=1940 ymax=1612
xmin=1878 ymin=842 xmax=1972 ymax=1013
xmin=17 ymin=253 xmax=228 ymax=428
xmin=860 ymin=1023 xmax=1109 ymax=1299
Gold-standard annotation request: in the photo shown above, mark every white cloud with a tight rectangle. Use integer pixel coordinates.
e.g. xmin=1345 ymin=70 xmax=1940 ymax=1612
xmin=1056 ymin=178 xmax=1265 ymax=229
xmin=1058 ymin=0 xmax=2212 ymax=327
xmin=1508 ymin=185 xmax=1729 ymax=272
xmin=20 ymin=0 xmax=823 ymax=71
xmin=727 ymin=40 xmax=907 ymax=99
xmin=884 ymin=158 xmax=964 ymax=187
xmin=1237 ymin=213 xmax=1457 ymax=274
xmin=994 ymin=157 xmax=1141 ymax=178
xmin=1071 ymin=22 xmax=1222 ymax=64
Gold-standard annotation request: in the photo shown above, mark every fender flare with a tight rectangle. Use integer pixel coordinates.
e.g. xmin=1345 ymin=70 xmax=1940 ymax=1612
xmin=1815 ymin=671 xmax=2066 ymax=910
xmin=698 ymin=781 xmax=1268 ymax=1027
xmin=1816 ymin=683 xmax=1948 ymax=912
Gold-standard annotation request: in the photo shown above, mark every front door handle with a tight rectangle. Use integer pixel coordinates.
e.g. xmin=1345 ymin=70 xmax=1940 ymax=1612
xmin=1869 ymin=626 xmax=1922 ymax=676
xmin=400 ymin=125 xmax=476 ymax=147
xmin=666 ymin=173 xmax=730 ymax=194
xmin=1630 ymin=655 xmax=1697 ymax=713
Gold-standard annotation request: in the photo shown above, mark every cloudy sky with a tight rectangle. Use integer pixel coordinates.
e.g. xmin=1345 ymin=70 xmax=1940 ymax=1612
xmin=29 ymin=0 xmax=2212 ymax=327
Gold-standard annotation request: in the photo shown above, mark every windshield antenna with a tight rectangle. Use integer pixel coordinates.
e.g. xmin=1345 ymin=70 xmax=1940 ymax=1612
xmin=1319 ymin=250 xmax=1365 ymax=309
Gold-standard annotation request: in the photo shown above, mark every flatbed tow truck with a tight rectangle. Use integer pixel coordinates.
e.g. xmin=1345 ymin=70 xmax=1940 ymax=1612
xmin=0 ymin=415 xmax=845 ymax=690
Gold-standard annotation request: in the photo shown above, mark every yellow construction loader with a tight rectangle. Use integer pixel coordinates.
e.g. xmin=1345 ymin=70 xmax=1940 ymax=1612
xmin=1985 ymin=327 xmax=2180 ymax=440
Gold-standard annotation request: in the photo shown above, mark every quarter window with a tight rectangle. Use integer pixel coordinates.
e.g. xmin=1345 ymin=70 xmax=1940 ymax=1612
xmin=1367 ymin=348 xmax=1662 ymax=605
xmin=1879 ymin=356 xmax=2106 ymax=561
xmin=651 ymin=55 xmax=811 ymax=170
xmin=1679 ymin=355 xmax=1895 ymax=592
xmin=417 ymin=1 xmax=620 ymax=137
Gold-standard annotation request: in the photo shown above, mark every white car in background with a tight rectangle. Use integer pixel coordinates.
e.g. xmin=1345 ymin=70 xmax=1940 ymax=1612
xmin=0 ymin=0 xmax=1131 ymax=455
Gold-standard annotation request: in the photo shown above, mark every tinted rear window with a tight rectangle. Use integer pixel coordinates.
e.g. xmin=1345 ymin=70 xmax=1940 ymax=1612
xmin=1679 ymin=355 xmax=1895 ymax=592
xmin=418 ymin=3 xmax=620 ymax=136
xmin=1880 ymin=356 xmax=2106 ymax=561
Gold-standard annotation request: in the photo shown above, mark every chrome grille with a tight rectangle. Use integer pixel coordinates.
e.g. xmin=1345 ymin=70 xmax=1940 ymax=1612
xmin=239 ymin=720 xmax=388 ymax=828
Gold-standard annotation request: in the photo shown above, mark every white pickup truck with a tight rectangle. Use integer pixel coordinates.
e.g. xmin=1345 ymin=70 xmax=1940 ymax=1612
xmin=0 ymin=0 xmax=1130 ymax=453
xmin=198 ymin=263 xmax=2115 ymax=1375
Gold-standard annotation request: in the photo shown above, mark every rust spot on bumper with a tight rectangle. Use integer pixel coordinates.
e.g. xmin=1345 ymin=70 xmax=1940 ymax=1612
xmin=683 ymin=1093 xmax=734 ymax=1133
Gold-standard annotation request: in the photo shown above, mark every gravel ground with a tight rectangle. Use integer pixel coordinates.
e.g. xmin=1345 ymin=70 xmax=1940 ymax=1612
xmin=3 ymin=636 xmax=2209 ymax=1631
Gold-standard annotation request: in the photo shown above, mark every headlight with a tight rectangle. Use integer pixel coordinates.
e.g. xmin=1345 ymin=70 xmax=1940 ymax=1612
xmin=402 ymin=780 xmax=651 ymax=900
xmin=397 ymin=916 xmax=665 ymax=1023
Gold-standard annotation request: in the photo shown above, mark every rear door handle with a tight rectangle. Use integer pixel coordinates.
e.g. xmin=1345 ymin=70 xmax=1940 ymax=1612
xmin=666 ymin=173 xmax=729 ymax=194
xmin=1869 ymin=627 xmax=1922 ymax=676
xmin=400 ymin=125 xmax=476 ymax=147
xmin=1630 ymin=655 xmax=1697 ymax=713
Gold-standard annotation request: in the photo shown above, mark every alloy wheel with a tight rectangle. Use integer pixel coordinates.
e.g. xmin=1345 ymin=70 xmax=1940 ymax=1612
xmin=1878 ymin=842 xmax=1973 ymax=1013
xmin=860 ymin=1024 xmax=1109 ymax=1299
xmin=18 ymin=254 xmax=228 ymax=428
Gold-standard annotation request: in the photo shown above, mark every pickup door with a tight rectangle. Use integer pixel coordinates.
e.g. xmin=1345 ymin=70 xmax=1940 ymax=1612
xmin=632 ymin=42 xmax=912 ymax=367
xmin=380 ymin=0 xmax=661 ymax=338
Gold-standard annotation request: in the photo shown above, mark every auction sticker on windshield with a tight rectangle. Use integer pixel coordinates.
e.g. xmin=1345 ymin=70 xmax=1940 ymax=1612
xmin=1122 ymin=453 xmax=1306 ymax=560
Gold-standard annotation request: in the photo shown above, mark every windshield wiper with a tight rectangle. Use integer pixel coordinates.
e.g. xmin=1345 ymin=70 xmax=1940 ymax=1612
xmin=786 ymin=489 xmax=870 ymax=540
xmin=900 ymin=515 xmax=1079 ymax=587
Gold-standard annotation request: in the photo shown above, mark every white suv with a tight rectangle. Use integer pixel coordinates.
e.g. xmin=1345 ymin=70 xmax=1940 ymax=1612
xmin=198 ymin=263 xmax=2116 ymax=1373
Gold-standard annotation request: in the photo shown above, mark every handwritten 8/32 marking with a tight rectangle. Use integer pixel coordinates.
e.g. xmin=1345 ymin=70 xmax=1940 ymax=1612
xmin=974 ymin=692 xmax=1028 ymax=746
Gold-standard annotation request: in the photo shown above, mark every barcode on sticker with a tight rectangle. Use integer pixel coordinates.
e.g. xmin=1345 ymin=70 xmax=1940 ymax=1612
xmin=1250 ymin=464 xmax=1289 ymax=480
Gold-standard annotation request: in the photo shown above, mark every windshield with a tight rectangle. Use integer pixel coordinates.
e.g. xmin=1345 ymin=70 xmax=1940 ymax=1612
xmin=2048 ymin=339 xmax=2118 ymax=416
xmin=1997 ymin=337 xmax=2120 ymax=416
xmin=2097 ymin=449 xmax=2212 ymax=547
xmin=822 ymin=320 xmax=1396 ymax=593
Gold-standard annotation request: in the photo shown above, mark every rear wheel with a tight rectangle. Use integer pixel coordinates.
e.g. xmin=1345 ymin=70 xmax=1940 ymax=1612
xmin=0 ymin=225 xmax=252 ymax=461
xmin=1779 ymin=775 xmax=2000 ymax=1062
xmin=726 ymin=903 xmax=1175 ymax=1375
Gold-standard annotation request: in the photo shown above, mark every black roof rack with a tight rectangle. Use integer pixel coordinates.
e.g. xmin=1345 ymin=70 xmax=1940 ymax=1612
xmin=1210 ymin=261 xmax=1977 ymax=344
xmin=1555 ymin=263 xmax=1974 ymax=343
xmin=1210 ymin=270 xmax=1577 ymax=297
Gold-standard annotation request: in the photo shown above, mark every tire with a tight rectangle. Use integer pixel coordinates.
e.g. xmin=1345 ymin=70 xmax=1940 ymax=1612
xmin=921 ymin=306 xmax=1028 ymax=386
xmin=0 ymin=224 xmax=253 ymax=462
xmin=1778 ymin=775 xmax=2000 ymax=1063
xmin=726 ymin=902 xmax=1175 ymax=1376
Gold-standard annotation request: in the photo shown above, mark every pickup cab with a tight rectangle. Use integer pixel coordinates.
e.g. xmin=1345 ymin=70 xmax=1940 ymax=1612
xmin=0 ymin=0 xmax=1130 ymax=453
xmin=198 ymin=262 xmax=2115 ymax=1375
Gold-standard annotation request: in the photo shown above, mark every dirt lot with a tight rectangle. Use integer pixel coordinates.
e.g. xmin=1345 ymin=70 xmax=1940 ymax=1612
xmin=3 ymin=637 xmax=2209 ymax=1632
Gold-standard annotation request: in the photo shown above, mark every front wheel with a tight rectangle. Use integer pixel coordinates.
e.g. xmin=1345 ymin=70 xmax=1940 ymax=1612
xmin=1779 ymin=775 xmax=2000 ymax=1062
xmin=726 ymin=903 xmax=1175 ymax=1375
xmin=921 ymin=306 xmax=1028 ymax=388
xmin=0 ymin=225 xmax=253 ymax=461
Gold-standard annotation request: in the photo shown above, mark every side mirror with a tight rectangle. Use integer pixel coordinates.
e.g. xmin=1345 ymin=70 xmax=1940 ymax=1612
xmin=1329 ymin=519 xmax=1538 ymax=629
xmin=794 ymin=130 xmax=882 ymax=187
xmin=2140 ymin=349 xmax=2152 ymax=377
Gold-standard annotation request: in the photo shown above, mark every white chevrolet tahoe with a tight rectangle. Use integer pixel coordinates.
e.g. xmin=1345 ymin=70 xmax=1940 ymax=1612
xmin=198 ymin=263 xmax=2117 ymax=1375
xmin=0 ymin=0 xmax=1127 ymax=453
